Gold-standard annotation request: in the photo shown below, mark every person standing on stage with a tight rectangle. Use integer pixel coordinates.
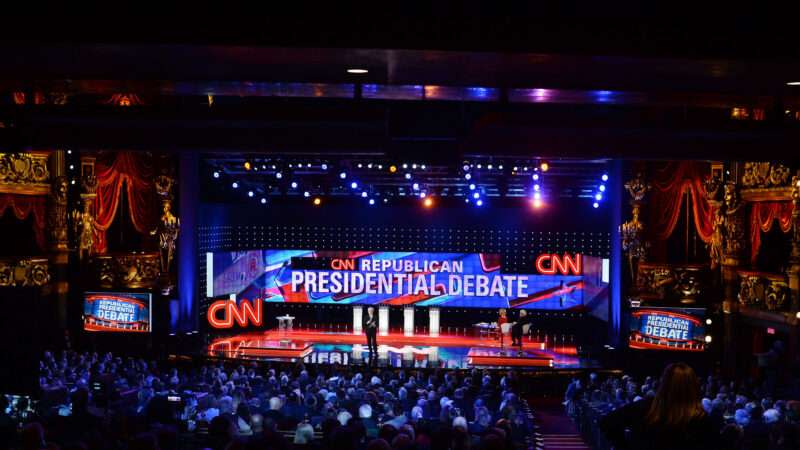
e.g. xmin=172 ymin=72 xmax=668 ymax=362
xmin=498 ymin=308 xmax=509 ymax=348
xmin=511 ymin=310 xmax=530 ymax=349
xmin=363 ymin=306 xmax=378 ymax=359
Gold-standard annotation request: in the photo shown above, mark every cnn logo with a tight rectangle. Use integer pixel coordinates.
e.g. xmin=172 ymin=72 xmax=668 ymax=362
xmin=207 ymin=298 xmax=263 ymax=329
xmin=535 ymin=253 xmax=582 ymax=275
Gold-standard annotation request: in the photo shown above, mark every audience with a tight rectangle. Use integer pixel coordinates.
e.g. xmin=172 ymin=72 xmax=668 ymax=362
xmin=567 ymin=363 xmax=800 ymax=450
xmin=1 ymin=350 xmax=532 ymax=449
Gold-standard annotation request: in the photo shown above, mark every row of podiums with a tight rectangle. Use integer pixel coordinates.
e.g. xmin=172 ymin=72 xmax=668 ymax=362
xmin=352 ymin=306 xmax=441 ymax=337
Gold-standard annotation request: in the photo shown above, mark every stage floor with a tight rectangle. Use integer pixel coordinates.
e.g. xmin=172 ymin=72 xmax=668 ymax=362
xmin=207 ymin=329 xmax=598 ymax=370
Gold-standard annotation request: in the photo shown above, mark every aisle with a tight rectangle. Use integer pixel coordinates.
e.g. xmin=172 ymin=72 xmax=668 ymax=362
xmin=529 ymin=397 xmax=591 ymax=450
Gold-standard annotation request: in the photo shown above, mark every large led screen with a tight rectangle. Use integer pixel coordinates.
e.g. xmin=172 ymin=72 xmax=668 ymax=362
xmin=628 ymin=307 xmax=706 ymax=351
xmin=83 ymin=292 xmax=152 ymax=333
xmin=206 ymin=249 xmax=608 ymax=310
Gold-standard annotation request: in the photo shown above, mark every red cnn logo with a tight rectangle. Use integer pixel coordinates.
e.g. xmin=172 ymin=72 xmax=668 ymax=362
xmin=207 ymin=299 xmax=263 ymax=329
xmin=330 ymin=258 xmax=355 ymax=270
xmin=535 ymin=253 xmax=582 ymax=275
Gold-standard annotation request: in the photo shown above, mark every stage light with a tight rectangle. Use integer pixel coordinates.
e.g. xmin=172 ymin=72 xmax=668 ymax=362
xmin=523 ymin=166 xmax=529 ymax=171
xmin=704 ymin=335 xmax=712 ymax=343
xmin=423 ymin=197 xmax=434 ymax=208
xmin=593 ymin=202 xmax=599 ymax=208
xmin=595 ymin=193 xmax=603 ymax=201
xmin=350 ymin=181 xmax=358 ymax=189
xmin=71 ymin=179 xmax=76 ymax=185
xmin=513 ymin=166 xmax=518 ymax=171
xmin=404 ymin=163 xmax=409 ymax=169
xmin=303 ymin=191 xmax=310 ymax=197
xmin=339 ymin=172 xmax=347 ymax=179
xmin=405 ymin=173 xmax=412 ymax=179
xmin=261 ymin=164 xmax=267 ymax=170
xmin=487 ymin=164 xmax=493 ymax=170
xmin=465 ymin=173 xmax=472 ymax=180
xmin=69 ymin=164 xmax=74 ymax=170
xmin=469 ymin=183 xmax=476 ymax=190
xmin=306 ymin=163 xmax=311 ymax=168
xmin=476 ymin=199 xmax=483 ymax=206
xmin=244 ymin=161 xmax=251 ymax=170
xmin=532 ymin=174 xmax=539 ymax=181
xmin=601 ymin=174 xmax=609 ymax=182
xmin=261 ymin=198 xmax=267 ymax=204
xmin=476 ymin=164 xmax=482 ymax=169
xmin=532 ymin=198 xmax=542 ymax=208
xmin=540 ymin=162 xmax=549 ymax=172
xmin=412 ymin=164 xmax=417 ymax=169
xmin=361 ymin=191 xmax=368 ymax=198
xmin=473 ymin=192 xmax=480 ymax=199
xmin=67 ymin=149 xmax=72 ymax=154
xmin=389 ymin=165 xmax=397 ymax=173
xmin=321 ymin=163 xmax=328 ymax=170
xmin=291 ymin=181 xmax=298 ymax=188
xmin=599 ymin=185 xmax=606 ymax=192
xmin=368 ymin=163 xmax=373 ymax=169
xmin=706 ymin=318 xmax=713 ymax=325
xmin=463 ymin=164 xmax=470 ymax=171
xmin=420 ymin=191 xmax=427 ymax=198
xmin=288 ymin=163 xmax=293 ymax=168
xmin=498 ymin=165 xmax=503 ymax=170
xmin=247 ymin=190 xmax=254 ymax=197
xmin=232 ymin=182 xmax=239 ymax=189
xmin=533 ymin=192 xmax=541 ymax=200
xmin=534 ymin=184 xmax=540 ymax=191
xmin=369 ymin=198 xmax=375 ymax=205
xmin=347 ymin=68 xmax=368 ymax=74
xmin=383 ymin=198 xmax=388 ymax=203
xmin=421 ymin=164 xmax=426 ymax=169
xmin=357 ymin=163 xmax=363 ymax=168
xmin=412 ymin=183 xmax=420 ymax=190
xmin=213 ymin=171 xmax=220 ymax=178
xmin=275 ymin=172 xmax=283 ymax=179
xmin=313 ymin=197 xmax=322 ymax=206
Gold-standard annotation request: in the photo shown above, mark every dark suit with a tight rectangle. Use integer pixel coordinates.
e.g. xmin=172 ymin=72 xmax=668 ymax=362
xmin=363 ymin=310 xmax=378 ymax=357
xmin=511 ymin=314 xmax=532 ymax=346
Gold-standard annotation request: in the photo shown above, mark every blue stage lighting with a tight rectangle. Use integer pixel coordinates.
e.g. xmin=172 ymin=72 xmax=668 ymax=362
xmin=469 ymin=183 xmax=476 ymax=190
xmin=532 ymin=174 xmax=539 ymax=181
xmin=339 ymin=172 xmax=347 ymax=179
xmin=473 ymin=192 xmax=480 ymax=199
xmin=465 ymin=173 xmax=472 ymax=180
xmin=213 ymin=171 xmax=220 ymax=178
xmin=351 ymin=181 xmax=358 ymax=189
xmin=405 ymin=173 xmax=412 ymax=179
xmin=321 ymin=164 xmax=328 ymax=170
xmin=261 ymin=198 xmax=267 ymax=204
xmin=463 ymin=164 xmax=470 ymax=171
xmin=247 ymin=191 xmax=254 ymax=197
xmin=602 ymin=174 xmax=609 ymax=181
xmin=599 ymin=185 xmax=606 ymax=192
xmin=291 ymin=181 xmax=298 ymax=189
xmin=412 ymin=183 xmax=420 ymax=190
xmin=476 ymin=199 xmax=484 ymax=206
xmin=595 ymin=193 xmax=603 ymax=201
xmin=369 ymin=198 xmax=375 ymax=205
xmin=275 ymin=172 xmax=282 ymax=179
xmin=303 ymin=191 xmax=310 ymax=198
xmin=534 ymin=184 xmax=540 ymax=191
xmin=533 ymin=192 xmax=541 ymax=200
xmin=232 ymin=182 xmax=239 ymax=189
xmin=593 ymin=202 xmax=599 ymax=208
xmin=361 ymin=192 xmax=368 ymax=198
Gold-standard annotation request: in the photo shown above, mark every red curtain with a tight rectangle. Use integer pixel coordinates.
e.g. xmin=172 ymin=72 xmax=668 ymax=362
xmin=750 ymin=201 xmax=794 ymax=263
xmin=649 ymin=161 xmax=714 ymax=243
xmin=93 ymin=151 xmax=155 ymax=253
xmin=0 ymin=194 xmax=46 ymax=250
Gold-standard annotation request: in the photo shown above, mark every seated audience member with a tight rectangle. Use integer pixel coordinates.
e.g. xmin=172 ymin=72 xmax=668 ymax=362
xmin=599 ymin=362 xmax=721 ymax=449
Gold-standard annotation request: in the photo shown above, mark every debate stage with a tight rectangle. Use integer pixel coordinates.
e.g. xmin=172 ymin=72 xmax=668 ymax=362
xmin=206 ymin=328 xmax=594 ymax=370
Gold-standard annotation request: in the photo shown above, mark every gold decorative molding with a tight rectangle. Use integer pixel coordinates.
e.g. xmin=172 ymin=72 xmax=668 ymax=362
xmin=741 ymin=162 xmax=792 ymax=189
xmin=0 ymin=152 xmax=51 ymax=195
xmin=737 ymin=270 xmax=790 ymax=312
xmin=0 ymin=257 xmax=50 ymax=287
xmin=740 ymin=187 xmax=793 ymax=203
xmin=92 ymin=252 xmax=160 ymax=289
xmin=635 ymin=263 xmax=707 ymax=304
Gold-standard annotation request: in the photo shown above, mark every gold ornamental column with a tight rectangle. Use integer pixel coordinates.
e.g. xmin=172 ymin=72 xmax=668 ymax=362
xmin=72 ymin=157 xmax=97 ymax=262
xmin=788 ymin=174 xmax=800 ymax=312
xmin=721 ymin=181 xmax=747 ymax=377
xmin=47 ymin=150 xmax=69 ymax=328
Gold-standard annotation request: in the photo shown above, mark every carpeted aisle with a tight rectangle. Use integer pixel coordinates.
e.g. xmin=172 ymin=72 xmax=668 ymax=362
xmin=528 ymin=397 xmax=591 ymax=450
